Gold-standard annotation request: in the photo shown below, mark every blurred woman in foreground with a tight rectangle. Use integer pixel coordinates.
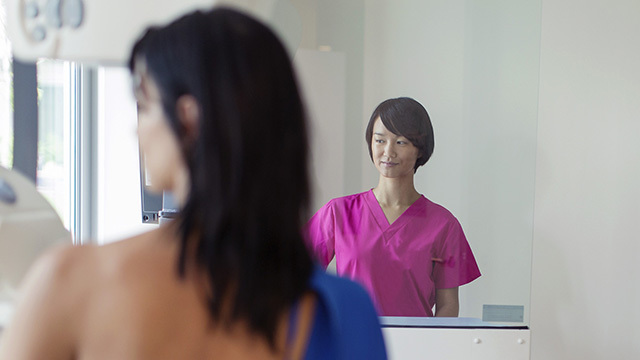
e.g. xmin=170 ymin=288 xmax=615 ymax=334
xmin=0 ymin=7 xmax=386 ymax=360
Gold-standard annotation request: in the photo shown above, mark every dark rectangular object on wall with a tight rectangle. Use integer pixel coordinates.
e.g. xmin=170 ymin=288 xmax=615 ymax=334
xmin=12 ymin=60 xmax=38 ymax=182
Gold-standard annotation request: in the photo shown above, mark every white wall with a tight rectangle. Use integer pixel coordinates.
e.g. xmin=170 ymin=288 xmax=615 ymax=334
xmin=530 ymin=0 xmax=640 ymax=358
xmin=294 ymin=49 xmax=347 ymax=213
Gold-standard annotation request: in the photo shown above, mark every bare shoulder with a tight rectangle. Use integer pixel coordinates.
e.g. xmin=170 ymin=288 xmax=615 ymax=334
xmin=95 ymin=227 xmax=179 ymax=281
xmin=14 ymin=242 xmax=99 ymax=313
xmin=34 ymin=241 xmax=97 ymax=282
xmin=22 ymin=229 xmax=158 ymax=292
xmin=0 ymin=242 xmax=98 ymax=359
xmin=0 ymin=230 xmax=165 ymax=360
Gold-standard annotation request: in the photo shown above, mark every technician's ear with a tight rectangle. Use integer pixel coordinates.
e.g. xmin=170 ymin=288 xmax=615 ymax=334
xmin=176 ymin=94 xmax=200 ymax=142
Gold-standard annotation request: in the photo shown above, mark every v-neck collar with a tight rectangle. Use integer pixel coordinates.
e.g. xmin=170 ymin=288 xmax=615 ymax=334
xmin=364 ymin=189 xmax=427 ymax=236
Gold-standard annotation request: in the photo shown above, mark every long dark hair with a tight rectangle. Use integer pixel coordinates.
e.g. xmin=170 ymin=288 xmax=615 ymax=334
xmin=129 ymin=7 xmax=313 ymax=349
xmin=365 ymin=97 xmax=435 ymax=172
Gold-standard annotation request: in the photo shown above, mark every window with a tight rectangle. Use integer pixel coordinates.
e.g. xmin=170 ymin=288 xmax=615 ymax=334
xmin=1 ymin=0 xmax=78 ymax=237
xmin=2 ymin=0 xmax=147 ymax=243
xmin=36 ymin=60 xmax=77 ymax=231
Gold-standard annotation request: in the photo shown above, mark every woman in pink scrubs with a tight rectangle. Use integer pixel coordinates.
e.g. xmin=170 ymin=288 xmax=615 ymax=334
xmin=305 ymin=97 xmax=481 ymax=317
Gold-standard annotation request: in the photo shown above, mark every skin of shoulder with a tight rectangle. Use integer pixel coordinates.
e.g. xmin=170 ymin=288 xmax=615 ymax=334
xmin=0 ymin=228 xmax=182 ymax=360
xmin=0 ymin=241 xmax=98 ymax=359
xmin=0 ymin=228 xmax=301 ymax=360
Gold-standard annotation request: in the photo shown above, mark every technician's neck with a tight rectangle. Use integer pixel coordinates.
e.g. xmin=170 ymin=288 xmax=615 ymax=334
xmin=373 ymin=176 xmax=420 ymax=207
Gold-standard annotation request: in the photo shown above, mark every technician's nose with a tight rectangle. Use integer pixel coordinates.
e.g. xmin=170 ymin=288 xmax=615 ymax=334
xmin=384 ymin=143 xmax=396 ymax=158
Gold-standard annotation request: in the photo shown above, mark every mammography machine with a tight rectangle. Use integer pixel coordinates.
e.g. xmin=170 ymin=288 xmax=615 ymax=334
xmin=0 ymin=166 xmax=70 ymax=327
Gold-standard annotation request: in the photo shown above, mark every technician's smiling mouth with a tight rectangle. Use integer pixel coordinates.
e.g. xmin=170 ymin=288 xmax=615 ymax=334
xmin=380 ymin=161 xmax=398 ymax=167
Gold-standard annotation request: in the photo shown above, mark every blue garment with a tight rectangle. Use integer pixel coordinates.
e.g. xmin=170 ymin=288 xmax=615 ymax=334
xmin=300 ymin=267 xmax=388 ymax=360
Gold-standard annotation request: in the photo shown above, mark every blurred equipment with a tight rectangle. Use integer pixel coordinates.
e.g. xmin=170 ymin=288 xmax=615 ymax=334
xmin=5 ymin=0 xmax=301 ymax=64
xmin=0 ymin=166 xmax=70 ymax=326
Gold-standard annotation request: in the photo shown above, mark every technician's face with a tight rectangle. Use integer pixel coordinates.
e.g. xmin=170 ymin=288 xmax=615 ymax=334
xmin=134 ymin=69 xmax=183 ymax=194
xmin=371 ymin=118 xmax=420 ymax=179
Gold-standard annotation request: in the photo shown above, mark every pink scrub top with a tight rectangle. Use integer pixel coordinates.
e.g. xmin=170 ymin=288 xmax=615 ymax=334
xmin=304 ymin=189 xmax=481 ymax=317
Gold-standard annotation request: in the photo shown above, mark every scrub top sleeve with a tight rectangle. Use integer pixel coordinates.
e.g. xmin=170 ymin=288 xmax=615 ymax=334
xmin=432 ymin=218 xmax=481 ymax=289
xmin=304 ymin=201 xmax=336 ymax=268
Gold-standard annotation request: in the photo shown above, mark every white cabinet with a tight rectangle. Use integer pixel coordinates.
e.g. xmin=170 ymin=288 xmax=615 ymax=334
xmin=381 ymin=317 xmax=530 ymax=360
xmin=383 ymin=327 xmax=530 ymax=360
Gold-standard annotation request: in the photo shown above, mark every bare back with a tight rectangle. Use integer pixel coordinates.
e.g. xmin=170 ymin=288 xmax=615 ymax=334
xmin=0 ymin=226 xmax=315 ymax=360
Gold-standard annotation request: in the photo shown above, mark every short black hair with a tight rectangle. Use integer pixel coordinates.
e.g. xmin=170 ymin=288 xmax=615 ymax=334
xmin=129 ymin=7 xmax=313 ymax=350
xmin=365 ymin=97 xmax=434 ymax=172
